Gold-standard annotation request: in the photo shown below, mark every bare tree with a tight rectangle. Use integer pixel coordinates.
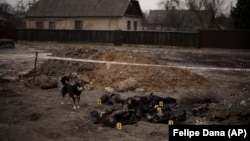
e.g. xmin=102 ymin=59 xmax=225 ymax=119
xmin=157 ymin=0 xmax=186 ymax=30
xmin=158 ymin=0 xmax=182 ymax=10
xmin=186 ymin=0 xmax=227 ymax=29
xmin=16 ymin=0 xmax=26 ymax=13
xmin=0 ymin=1 xmax=16 ymax=26
xmin=185 ymin=0 xmax=206 ymax=28
xmin=16 ymin=0 xmax=39 ymax=13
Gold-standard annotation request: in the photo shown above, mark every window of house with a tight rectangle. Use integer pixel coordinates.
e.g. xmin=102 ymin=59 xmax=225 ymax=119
xmin=49 ymin=22 xmax=56 ymax=29
xmin=36 ymin=22 xmax=43 ymax=29
xmin=75 ymin=20 xmax=82 ymax=30
xmin=134 ymin=21 xmax=137 ymax=30
xmin=127 ymin=21 xmax=131 ymax=30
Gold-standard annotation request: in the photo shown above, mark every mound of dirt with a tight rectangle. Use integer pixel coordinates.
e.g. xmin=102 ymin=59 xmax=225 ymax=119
xmin=30 ymin=46 xmax=212 ymax=92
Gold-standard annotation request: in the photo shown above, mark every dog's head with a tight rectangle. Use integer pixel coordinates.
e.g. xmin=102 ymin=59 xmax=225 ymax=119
xmin=75 ymin=81 xmax=84 ymax=92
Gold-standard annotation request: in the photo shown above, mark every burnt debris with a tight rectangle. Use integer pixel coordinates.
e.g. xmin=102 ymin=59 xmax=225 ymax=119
xmin=90 ymin=93 xmax=186 ymax=128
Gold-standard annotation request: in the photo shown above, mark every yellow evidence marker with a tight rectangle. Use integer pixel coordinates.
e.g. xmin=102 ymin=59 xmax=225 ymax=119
xmin=116 ymin=122 xmax=122 ymax=130
xmin=168 ymin=120 xmax=174 ymax=125
xmin=159 ymin=101 xmax=164 ymax=107
xmin=157 ymin=107 xmax=162 ymax=113
xmin=97 ymin=99 xmax=102 ymax=105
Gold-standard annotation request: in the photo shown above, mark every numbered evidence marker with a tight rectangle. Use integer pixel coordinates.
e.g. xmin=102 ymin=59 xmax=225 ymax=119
xmin=97 ymin=99 xmax=102 ymax=105
xmin=159 ymin=101 xmax=164 ymax=107
xmin=157 ymin=107 xmax=162 ymax=113
xmin=168 ymin=120 xmax=174 ymax=125
xmin=154 ymin=105 xmax=162 ymax=113
xmin=116 ymin=122 xmax=122 ymax=130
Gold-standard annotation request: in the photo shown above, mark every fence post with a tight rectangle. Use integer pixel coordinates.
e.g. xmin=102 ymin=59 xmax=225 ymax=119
xmin=33 ymin=52 xmax=38 ymax=83
xmin=114 ymin=30 xmax=123 ymax=46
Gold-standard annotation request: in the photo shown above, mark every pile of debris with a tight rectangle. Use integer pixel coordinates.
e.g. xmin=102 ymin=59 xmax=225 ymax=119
xmin=90 ymin=91 xmax=250 ymax=127
xmin=27 ymin=46 xmax=212 ymax=92
xmin=90 ymin=93 xmax=186 ymax=128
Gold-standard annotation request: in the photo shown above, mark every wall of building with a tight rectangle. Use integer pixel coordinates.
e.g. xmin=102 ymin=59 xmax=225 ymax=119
xmin=26 ymin=16 xmax=143 ymax=31
xmin=119 ymin=17 xmax=143 ymax=31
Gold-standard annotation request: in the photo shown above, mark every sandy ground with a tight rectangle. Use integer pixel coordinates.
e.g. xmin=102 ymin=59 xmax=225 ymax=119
xmin=0 ymin=42 xmax=250 ymax=141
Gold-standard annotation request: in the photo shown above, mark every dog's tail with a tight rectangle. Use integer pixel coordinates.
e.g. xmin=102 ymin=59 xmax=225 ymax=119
xmin=61 ymin=76 xmax=70 ymax=86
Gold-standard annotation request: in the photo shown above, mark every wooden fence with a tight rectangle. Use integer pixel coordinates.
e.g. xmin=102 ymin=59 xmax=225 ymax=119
xmin=1 ymin=28 xmax=249 ymax=49
xmin=0 ymin=26 xmax=16 ymax=39
xmin=13 ymin=29 xmax=199 ymax=47
xmin=16 ymin=29 xmax=114 ymax=43
xmin=200 ymin=30 xmax=250 ymax=49
xmin=123 ymin=31 xmax=199 ymax=47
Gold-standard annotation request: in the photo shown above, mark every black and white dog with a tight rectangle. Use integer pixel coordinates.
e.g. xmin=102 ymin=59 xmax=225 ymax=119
xmin=60 ymin=76 xmax=84 ymax=110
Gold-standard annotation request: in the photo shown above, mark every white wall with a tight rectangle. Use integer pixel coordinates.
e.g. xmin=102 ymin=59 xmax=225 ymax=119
xmin=26 ymin=17 xmax=143 ymax=31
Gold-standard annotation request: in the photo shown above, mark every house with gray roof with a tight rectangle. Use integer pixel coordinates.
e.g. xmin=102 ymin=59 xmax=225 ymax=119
xmin=26 ymin=0 xmax=143 ymax=30
xmin=145 ymin=10 xmax=211 ymax=31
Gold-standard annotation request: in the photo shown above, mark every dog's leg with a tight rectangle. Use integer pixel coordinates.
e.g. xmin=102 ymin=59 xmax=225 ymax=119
xmin=67 ymin=94 xmax=71 ymax=104
xmin=61 ymin=93 xmax=67 ymax=105
xmin=61 ymin=96 xmax=65 ymax=105
xmin=61 ymin=87 xmax=67 ymax=105
xmin=76 ymin=96 xmax=80 ymax=109
xmin=72 ymin=97 xmax=77 ymax=110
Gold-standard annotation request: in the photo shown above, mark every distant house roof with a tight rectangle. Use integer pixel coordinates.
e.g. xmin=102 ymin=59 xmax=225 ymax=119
xmin=146 ymin=10 xmax=211 ymax=30
xmin=26 ymin=0 xmax=143 ymax=18
xmin=147 ymin=10 xmax=210 ymax=24
xmin=147 ymin=10 xmax=167 ymax=24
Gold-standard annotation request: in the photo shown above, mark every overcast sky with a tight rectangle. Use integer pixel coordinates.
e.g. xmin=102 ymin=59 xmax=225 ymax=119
xmin=4 ymin=0 xmax=237 ymax=12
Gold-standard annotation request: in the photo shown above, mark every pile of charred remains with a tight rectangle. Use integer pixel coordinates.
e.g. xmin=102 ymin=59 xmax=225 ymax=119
xmin=90 ymin=93 xmax=187 ymax=128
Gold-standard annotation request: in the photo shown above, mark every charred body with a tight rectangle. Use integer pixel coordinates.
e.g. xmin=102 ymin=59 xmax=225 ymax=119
xmin=90 ymin=93 xmax=186 ymax=127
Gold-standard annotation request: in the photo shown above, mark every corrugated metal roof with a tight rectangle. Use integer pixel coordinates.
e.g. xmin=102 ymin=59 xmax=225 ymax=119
xmin=26 ymin=0 xmax=131 ymax=18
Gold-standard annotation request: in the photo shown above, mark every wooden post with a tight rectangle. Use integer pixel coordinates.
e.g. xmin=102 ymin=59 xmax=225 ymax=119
xmin=114 ymin=30 xmax=123 ymax=46
xmin=33 ymin=52 xmax=38 ymax=83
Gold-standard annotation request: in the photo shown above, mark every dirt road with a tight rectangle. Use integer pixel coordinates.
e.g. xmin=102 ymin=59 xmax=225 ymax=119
xmin=0 ymin=42 xmax=249 ymax=141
